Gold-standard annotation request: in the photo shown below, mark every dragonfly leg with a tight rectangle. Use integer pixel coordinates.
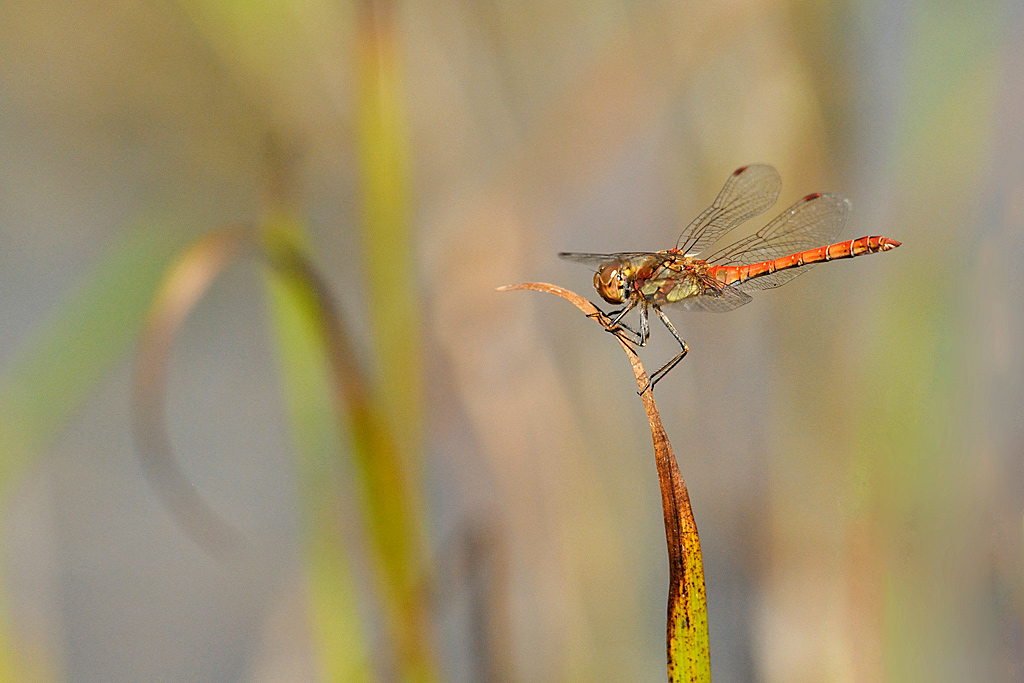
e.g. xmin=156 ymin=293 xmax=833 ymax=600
xmin=639 ymin=302 xmax=650 ymax=346
xmin=639 ymin=306 xmax=689 ymax=394
xmin=603 ymin=303 xmax=634 ymax=328
xmin=610 ymin=302 xmax=649 ymax=347
xmin=604 ymin=306 xmax=628 ymax=323
xmin=611 ymin=322 xmax=644 ymax=346
xmin=587 ymin=300 xmax=644 ymax=345
xmin=611 ymin=301 xmax=650 ymax=348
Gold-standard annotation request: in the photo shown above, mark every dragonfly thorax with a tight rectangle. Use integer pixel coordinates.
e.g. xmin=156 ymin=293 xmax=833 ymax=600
xmin=594 ymin=259 xmax=632 ymax=304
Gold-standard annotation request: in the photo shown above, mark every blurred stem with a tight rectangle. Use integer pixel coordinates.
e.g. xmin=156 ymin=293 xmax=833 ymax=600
xmin=260 ymin=214 xmax=436 ymax=682
xmin=260 ymin=215 xmax=374 ymax=683
xmin=355 ymin=0 xmax=424 ymax=464
xmin=354 ymin=6 xmax=437 ymax=680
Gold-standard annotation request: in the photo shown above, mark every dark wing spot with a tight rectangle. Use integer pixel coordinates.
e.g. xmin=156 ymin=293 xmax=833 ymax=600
xmin=733 ymin=165 xmax=749 ymax=176
xmin=802 ymin=192 xmax=822 ymax=201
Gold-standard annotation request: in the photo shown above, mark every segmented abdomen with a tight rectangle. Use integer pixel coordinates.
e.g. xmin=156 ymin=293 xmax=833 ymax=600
xmin=707 ymin=235 xmax=901 ymax=286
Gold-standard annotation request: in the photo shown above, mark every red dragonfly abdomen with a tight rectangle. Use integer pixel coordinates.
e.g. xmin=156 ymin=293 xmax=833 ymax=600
xmin=707 ymin=235 xmax=901 ymax=286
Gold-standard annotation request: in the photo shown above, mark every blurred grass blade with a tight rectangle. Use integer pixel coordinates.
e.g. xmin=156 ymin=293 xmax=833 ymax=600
xmin=131 ymin=216 xmax=436 ymax=680
xmin=261 ymin=216 xmax=435 ymax=682
xmin=129 ymin=221 xmax=373 ymax=680
xmin=0 ymin=222 xmax=182 ymax=482
xmin=500 ymin=283 xmax=712 ymax=682
xmin=132 ymin=225 xmax=254 ymax=558
xmin=356 ymin=0 xmax=424 ymax=470
xmin=259 ymin=217 xmax=374 ymax=682
xmin=355 ymin=3 xmax=436 ymax=681
xmin=0 ymin=220 xmax=192 ymax=682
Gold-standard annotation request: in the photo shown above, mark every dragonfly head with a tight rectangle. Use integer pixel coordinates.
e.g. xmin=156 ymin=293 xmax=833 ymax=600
xmin=594 ymin=259 xmax=632 ymax=304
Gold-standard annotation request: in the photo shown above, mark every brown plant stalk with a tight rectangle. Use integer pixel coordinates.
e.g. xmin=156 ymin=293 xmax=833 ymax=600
xmin=499 ymin=282 xmax=711 ymax=683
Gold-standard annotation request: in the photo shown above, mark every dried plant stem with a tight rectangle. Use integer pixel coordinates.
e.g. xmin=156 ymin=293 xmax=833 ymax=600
xmin=499 ymin=282 xmax=711 ymax=682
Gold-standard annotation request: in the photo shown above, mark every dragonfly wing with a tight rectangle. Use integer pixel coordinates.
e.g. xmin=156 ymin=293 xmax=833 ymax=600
xmin=558 ymin=252 xmax=616 ymax=266
xmin=707 ymin=193 xmax=850 ymax=292
xmin=675 ymin=164 xmax=782 ymax=256
xmin=707 ymin=193 xmax=850 ymax=266
xmin=559 ymin=251 xmax=662 ymax=267
xmin=670 ymin=285 xmax=752 ymax=312
xmin=733 ymin=268 xmax=805 ymax=292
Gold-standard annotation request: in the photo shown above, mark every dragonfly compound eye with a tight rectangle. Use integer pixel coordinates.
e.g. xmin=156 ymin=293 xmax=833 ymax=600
xmin=594 ymin=262 xmax=627 ymax=304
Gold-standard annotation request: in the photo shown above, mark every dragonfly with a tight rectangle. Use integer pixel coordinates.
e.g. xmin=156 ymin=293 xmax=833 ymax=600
xmin=560 ymin=164 xmax=901 ymax=392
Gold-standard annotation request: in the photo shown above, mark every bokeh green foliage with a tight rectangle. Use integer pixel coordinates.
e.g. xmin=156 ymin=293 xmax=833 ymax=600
xmin=0 ymin=0 xmax=437 ymax=679
xmin=852 ymin=2 xmax=1004 ymax=678
xmin=171 ymin=0 xmax=435 ymax=678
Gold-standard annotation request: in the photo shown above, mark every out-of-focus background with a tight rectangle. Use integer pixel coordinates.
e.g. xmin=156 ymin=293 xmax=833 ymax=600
xmin=0 ymin=0 xmax=1021 ymax=681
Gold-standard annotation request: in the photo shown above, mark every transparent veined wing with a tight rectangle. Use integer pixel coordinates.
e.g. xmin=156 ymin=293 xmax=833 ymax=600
xmin=674 ymin=164 xmax=782 ymax=256
xmin=559 ymin=251 xmax=662 ymax=267
xmin=672 ymin=285 xmax=752 ymax=312
xmin=707 ymin=192 xmax=851 ymax=291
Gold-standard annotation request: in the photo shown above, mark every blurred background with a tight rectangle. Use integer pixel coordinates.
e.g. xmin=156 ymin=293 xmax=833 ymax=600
xmin=0 ymin=0 xmax=1020 ymax=681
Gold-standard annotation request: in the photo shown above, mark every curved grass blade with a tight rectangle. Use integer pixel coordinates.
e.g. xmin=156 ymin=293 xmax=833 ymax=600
xmin=132 ymin=219 xmax=436 ymax=680
xmin=257 ymin=221 xmax=378 ymax=683
xmin=261 ymin=220 xmax=436 ymax=683
xmin=499 ymin=283 xmax=711 ymax=683
xmin=133 ymin=222 xmax=374 ymax=678
xmin=132 ymin=224 xmax=254 ymax=558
